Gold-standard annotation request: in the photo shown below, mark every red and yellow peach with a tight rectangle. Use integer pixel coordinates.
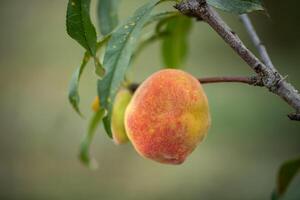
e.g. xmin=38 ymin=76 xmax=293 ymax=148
xmin=125 ymin=69 xmax=210 ymax=164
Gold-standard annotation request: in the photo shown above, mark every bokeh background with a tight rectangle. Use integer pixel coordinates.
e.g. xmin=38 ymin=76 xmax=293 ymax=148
xmin=0 ymin=0 xmax=299 ymax=199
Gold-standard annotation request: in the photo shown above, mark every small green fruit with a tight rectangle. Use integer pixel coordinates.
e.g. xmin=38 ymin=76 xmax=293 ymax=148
xmin=111 ymin=89 xmax=132 ymax=144
xmin=92 ymin=88 xmax=132 ymax=144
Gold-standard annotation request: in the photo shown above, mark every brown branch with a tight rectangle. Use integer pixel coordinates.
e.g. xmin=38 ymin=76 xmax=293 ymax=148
xmin=128 ymin=76 xmax=262 ymax=93
xmin=175 ymin=0 xmax=300 ymax=121
xmin=199 ymin=76 xmax=259 ymax=85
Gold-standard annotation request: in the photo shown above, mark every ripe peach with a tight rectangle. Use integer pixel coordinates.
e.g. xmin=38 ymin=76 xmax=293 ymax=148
xmin=92 ymin=88 xmax=132 ymax=144
xmin=125 ymin=69 xmax=210 ymax=164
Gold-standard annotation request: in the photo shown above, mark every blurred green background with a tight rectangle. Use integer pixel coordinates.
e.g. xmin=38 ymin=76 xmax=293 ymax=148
xmin=0 ymin=0 xmax=299 ymax=199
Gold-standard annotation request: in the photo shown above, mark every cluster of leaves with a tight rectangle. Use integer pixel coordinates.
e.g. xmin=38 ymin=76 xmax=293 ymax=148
xmin=66 ymin=0 xmax=192 ymax=167
xmin=66 ymin=0 xmax=299 ymax=199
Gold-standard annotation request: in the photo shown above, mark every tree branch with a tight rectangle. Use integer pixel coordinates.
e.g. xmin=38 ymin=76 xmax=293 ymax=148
xmin=239 ymin=14 xmax=276 ymax=71
xmin=128 ymin=76 xmax=262 ymax=93
xmin=175 ymin=0 xmax=300 ymax=120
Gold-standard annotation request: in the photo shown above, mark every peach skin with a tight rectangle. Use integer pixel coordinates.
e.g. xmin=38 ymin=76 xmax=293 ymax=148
xmin=125 ymin=69 xmax=210 ymax=164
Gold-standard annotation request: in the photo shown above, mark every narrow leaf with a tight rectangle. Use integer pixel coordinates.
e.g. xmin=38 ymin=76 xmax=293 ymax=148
xmin=66 ymin=0 xmax=97 ymax=56
xmin=68 ymin=36 xmax=110 ymax=116
xmin=97 ymin=0 xmax=119 ymax=36
xmin=133 ymin=31 xmax=168 ymax=62
xmin=98 ymin=0 xmax=161 ymax=137
xmin=207 ymin=0 xmax=264 ymax=14
xmin=280 ymin=175 xmax=300 ymax=200
xmin=161 ymin=15 xmax=192 ymax=68
xmin=67 ymin=0 xmax=106 ymax=77
xmin=146 ymin=11 xmax=179 ymax=26
xmin=276 ymin=158 xmax=300 ymax=197
xmin=79 ymin=108 xmax=105 ymax=169
xmin=131 ymin=11 xmax=180 ymax=61
xmin=68 ymin=52 xmax=90 ymax=116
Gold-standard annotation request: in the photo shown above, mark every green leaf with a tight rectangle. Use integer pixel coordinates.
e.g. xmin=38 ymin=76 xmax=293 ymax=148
xmin=281 ymin=175 xmax=300 ymax=200
xmin=146 ymin=11 xmax=180 ymax=26
xmin=276 ymin=158 xmax=300 ymax=197
xmin=68 ymin=52 xmax=90 ymax=117
xmin=98 ymin=0 xmax=161 ymax=138
xmin=207 ymin=0 xmax=264 ymax=14
xmin=97 ymin=0 xmax=119 ymax=36
xmin=68 ymin=36 xmax=111 ymax=116
xmin=66 ymin=0 xmax=97 ymax=56
xmin=132 ymin=12 xmax=180 ymax=62
xmin=161 ymin=15 xmax=192 ymax=68
xmin=133 ymin=31 xmax=168 ymax=62
xmin=67 ymin=0 xmax=106 ymax=77
xmin=79 ymin=108 xmax=105 ymax=169
xmin=272 ymin=191 xmax=279 ymax=200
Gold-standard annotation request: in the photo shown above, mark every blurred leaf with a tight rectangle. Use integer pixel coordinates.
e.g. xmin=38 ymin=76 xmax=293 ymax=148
xmin=133 ymin=31 xmax=168 ymax=61
xmin=66 ymin=0 xmax=97 ymax=56
xmin=280 ymin=175 xmax=300 ymax=200
xmin=98 ymin=0 xmax=161 ymax=138
xmin=79 ymin=108 xmax=105 ymax=169
xmin=207 ymin=0 xmax=264 ymax=14
xmin=68 ymin=52 xmax=90 ymax=117
xmin=97 ymin=0 xmax=119 ymax=36
xmin=132 ymin=11 xmax=180 ymax=59
xmin=272 ymin=191 xmax=279 ymax=200
xmin=276 ymin=158 xmax=300 ymax=197
xmin=68 ymin=36 xmax=110 ymax=116
xmin=161 ymin=15 xmax=192 ymax=68
xmin=146 ymin=11 xmax=179 ymax=26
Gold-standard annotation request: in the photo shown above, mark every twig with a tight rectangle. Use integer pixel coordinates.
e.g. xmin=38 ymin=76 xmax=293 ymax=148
xmin=199 ymin=76 xmax=260 ymax=85
xmin=128 ymin=76 xmax=262 ymax=93
xmin=239 ymin=14 xmax=275 ymax=71
xmin=175 ymin=0 xmax=300 ymax=120
xmin=240 ymin=14 xmax=300 ymax=121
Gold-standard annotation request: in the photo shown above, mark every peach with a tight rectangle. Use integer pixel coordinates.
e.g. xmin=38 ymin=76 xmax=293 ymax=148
xmin=92 ymin=88 xmax=132 ymax=144
xmin=125 ymin=69 xmax=210 ymax=164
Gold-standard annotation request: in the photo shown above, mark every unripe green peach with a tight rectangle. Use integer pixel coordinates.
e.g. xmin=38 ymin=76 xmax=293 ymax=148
xmin=125 ymin=69 xmax=210 ymax=164
xmin=92 ymin=88 xmax=132 ymax=144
